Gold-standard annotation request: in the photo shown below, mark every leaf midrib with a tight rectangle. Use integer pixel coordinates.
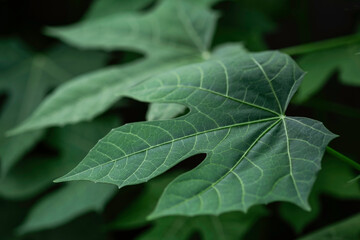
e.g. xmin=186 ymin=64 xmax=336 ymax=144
xmin=57 ymin=116 xmax=280 ymax=182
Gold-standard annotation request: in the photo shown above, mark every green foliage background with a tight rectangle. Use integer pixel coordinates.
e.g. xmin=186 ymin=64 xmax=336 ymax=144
xmin=0 ymin=0 xmax=359 ymax=239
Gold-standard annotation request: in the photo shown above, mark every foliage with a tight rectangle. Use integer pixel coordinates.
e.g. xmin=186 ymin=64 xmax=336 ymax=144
xmin=1 ymin=0 xmax=359 ymax=239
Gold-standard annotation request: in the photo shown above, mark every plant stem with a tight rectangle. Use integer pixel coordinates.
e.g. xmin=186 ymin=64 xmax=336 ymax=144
xmin=281 ymin=34 xmax=360 ymax=55
xmin=326 ymin=147 xmax=360 ymax=171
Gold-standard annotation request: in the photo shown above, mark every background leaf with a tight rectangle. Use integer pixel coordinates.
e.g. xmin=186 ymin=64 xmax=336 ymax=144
xmin=10 ymin=0 xmax=222 ymax=135
xmin=0 ymin=41 xmax=106 ymax=175
xmin=293 ymin=43 xmax=360 ymax=103
xmin=298 ymin=213 xmax=360 ymax=240
xmin=47 ymin=0 xmax=217 ymax=57
xmin=0 ymin=116 xmax=119 ymax=199
xmin=17 ymin=182 xmax=116 ymax=234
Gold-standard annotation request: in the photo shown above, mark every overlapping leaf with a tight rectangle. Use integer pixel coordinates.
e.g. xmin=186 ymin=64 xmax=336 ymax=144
xmin=83 ymin=0 xmax=154 ymax=19
xmin=0 ymin=41 xmax=106 ymax=175
xmin=298 ymin=213 xmax=360 ymax=240
xmin=10 ymin=0 xmax=221 ymax=135
xmin=55 ymin=50 xmax=336 ymax=218
xmin=294 ymin=43 xmax=360 ymax=103
xmin=9 ymin=55 xmax=201 ymax=135
xmin=18 ymin=182 xmax=116 ymax=234
xmin=47 ymin=0 xmax=217 ymax=57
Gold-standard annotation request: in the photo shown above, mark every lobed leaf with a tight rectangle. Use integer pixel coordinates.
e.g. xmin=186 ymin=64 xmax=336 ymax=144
xmin=55 ymin=51 xmax=336 ymax=218
xmin=47 ymin=0 xmax=217 ymax=57
xmin=9 ymin=55 xmax=201 ymax=135
xmin=10 ymin=0 xmax=224 ymax=135
xmin=10 ymin=43 xmax=246 ymax=135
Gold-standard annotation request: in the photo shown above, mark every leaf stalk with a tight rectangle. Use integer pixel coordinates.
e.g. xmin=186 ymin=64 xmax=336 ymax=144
xmin=326 ymin=146 xmax=360 ymax=171
xmin=281 ymin=34 xmax=360 ymax=55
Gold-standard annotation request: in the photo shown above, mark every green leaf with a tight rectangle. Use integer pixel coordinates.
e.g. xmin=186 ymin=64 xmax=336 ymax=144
xmin=294 ymin=44 xmax=360 ymax=103
xmin=55 ymin=51 xmax=336 ymax=218
xmin=279 ymin=154 xmax=360 ymax=233
xmin=146 ymin=103 xmax=187 ymax=121
xmin=9 ymin=55 xmax=201 ymax=135
xmin=24 ymin=213 xmax=108 ymax=240
xmin=47 ymin=0 xmax=217 ymax=57
xmin=84 ymin=0 xmax=154 ymax=20
xmin=0 ymin=198 xmax=33 ymax=240
xmin=17 ymin=182 xmax=116 ymax=234
xmin=138 ymin=208 xmax=266 ymax=240
xmin=298 ymin=213 xmax=360 ymax=240
xmin=0 ymin=38 xmax=30 ymax=70
xmin=145 ymin=43 xmax=248 ymax=121
xmin=0 ymin=116 xmax=119 ymax=199
xmin=111 ymin=171 xmax=267 ymax=240
xmin=10 ymin=43 xmax=245 ymax=135
xmin=10 ymin=0 xmax=223 ymax=135
xmin=0 ymin=42 xmax=106 ymax=175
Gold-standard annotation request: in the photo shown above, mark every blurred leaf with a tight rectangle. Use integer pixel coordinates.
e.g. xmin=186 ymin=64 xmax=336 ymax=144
xmin=0 ymin=38 xmax=30 ymax=70
xmin=240 ymin=0 xmax=289 ymax=18
xmin=55 ymin=50 xmax=335 ymax=218
xmin=0 ymin=40 xmax=107 ymax=175
xmin=0 ymin=116 xmax=119 ymax=199
xmin=113 ymin=173 xmax=180 ymax=230
xmin=294 ymin=44 xmax=360 ymax=103
xmin=22 ymin=213 xmax=108 ymax=240
xmin=9 ymin=55 xmax=201 ymax=135
xmin=84 ymin=0 xmax=154 ymax=19
xmin=0 ymin=198 xmax=33 ymax=240
xmin=279 ymin=155 xmax=360 ymax=233
xmin=18 ymin=182 xmax=116 ymax=234
xmin=298 ymin=213 xmax=360 ymax=240
xmin=146 ymin=103 xmax=187 ymax=121
xmin=214 ymin=7 xmax=275 ymax=51
xmin=10 ymin=0 xmax=221 ymax=135
xmin=47 ymin=0 xmax=217 ymax=57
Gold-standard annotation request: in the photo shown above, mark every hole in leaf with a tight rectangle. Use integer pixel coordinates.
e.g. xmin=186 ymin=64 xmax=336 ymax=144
xmin=106 ymin=51 xmax=144 ymax=66
xmin=140 ymin=0 xmax=157 ymax=12
xmin=170 ymin=153 xmax=207 ymax=172
xmin=109 ymin=97 xmax=148 ymax=124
